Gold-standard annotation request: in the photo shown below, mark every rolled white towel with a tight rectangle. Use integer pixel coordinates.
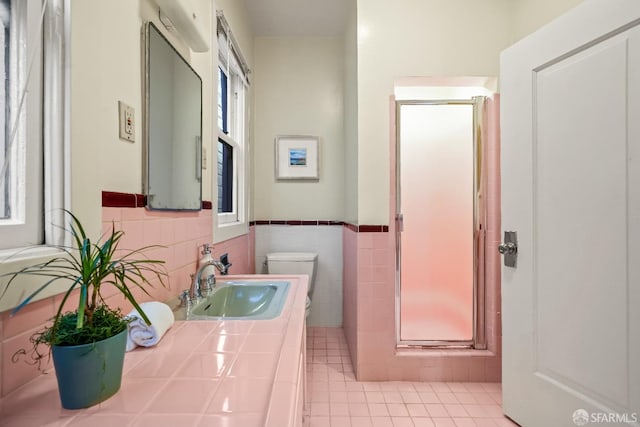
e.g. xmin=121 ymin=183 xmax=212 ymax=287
xmin=125 ymin=302 xmax=175 ymax=352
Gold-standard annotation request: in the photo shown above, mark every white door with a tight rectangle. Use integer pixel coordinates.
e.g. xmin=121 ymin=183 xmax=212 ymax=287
xmin=500 ymin=1 xmax=640 ymax=426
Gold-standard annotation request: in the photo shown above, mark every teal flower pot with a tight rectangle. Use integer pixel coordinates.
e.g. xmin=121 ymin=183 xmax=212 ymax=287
xmin=51 ymin=328 xmax=127 ymax=409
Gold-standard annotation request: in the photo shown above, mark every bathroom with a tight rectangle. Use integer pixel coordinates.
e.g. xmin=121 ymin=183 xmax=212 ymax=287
xmin=1 ymin=0 xmax=638 ymax=426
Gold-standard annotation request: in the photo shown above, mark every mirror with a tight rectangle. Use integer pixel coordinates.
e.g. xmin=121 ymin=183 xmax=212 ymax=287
xmin=143 ymin=22 xmax=202 ymax=210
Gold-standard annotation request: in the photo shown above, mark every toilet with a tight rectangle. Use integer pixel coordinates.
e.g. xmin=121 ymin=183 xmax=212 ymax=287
xmin=266 ymin=252 xmax=318 ymax=318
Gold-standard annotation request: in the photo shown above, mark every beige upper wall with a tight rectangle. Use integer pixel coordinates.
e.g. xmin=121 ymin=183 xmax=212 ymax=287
xmin=67 ymin=0 xmax=583 ymax=233
xmin=69 ymin=0 xmax=253 ymax=238
xmin=70 ymin=0 xmax=183 ymax=237
xmin=512 ymin=0 xmax=584 ymax=42
xmin=343 ymin=0 xmax=358 ymax=225
xmin=252 ymin=37 xmax=345 ymax=220
xmin=355 ymin=0 xmax=514 ymax=225
xmin=353 ymin=0 xmax=585 ymax=225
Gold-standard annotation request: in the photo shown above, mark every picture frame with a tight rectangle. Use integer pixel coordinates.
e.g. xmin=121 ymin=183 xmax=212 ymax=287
xmin=275 ymin=135 xmax=319 ymax=180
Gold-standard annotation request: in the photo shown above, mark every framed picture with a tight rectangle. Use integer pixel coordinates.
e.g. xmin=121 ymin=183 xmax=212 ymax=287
xmin=275 ymin=135 xmax=319 ymax=180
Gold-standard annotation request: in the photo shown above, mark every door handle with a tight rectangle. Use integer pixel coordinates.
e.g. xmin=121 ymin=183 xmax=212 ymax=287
xmin=498 ymin=242 xmax=517 ymax=255
xmin=499 ymin=231 xmax=518 ymax=267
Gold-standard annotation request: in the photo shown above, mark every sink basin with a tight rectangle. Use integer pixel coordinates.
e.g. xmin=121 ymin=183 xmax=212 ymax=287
xmin=187 ymin=281 xmax=290 ymax=320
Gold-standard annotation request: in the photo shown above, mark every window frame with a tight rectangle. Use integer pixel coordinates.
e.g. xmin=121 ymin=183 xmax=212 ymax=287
xmin=0 ymin=0 xmax=69 ymax=312
xmin=214 ymin=10 xmax=249 ymax=242
xmin=0 ymin=0 xmax=44 ymax=249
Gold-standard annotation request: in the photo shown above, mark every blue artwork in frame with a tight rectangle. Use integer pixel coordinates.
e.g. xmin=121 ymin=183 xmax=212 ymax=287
xmin=275 ymin=135 xmax=319 ymax=180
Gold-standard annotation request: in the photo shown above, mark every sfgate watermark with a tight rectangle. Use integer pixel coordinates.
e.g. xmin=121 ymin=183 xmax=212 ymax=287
xmin=573 ymin=409 xmax=638 ymax=425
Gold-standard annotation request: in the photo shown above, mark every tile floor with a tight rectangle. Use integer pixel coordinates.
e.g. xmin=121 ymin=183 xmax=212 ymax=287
xmin=304 ymin=327 xmax=519 ymax=427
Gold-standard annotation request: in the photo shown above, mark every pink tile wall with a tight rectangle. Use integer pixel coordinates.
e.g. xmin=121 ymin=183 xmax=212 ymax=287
xmin=342 ymin=227 xmax=358 ymax=368
xmin=212 ymin=231 xmax=254 ymax=275
xmin=343 ymin=95 xmax=502 ymax=382
xmin=0 ymin=206 xmax=252 ymax=397
xmin=100 ymin=207 xmax=215 ymax=307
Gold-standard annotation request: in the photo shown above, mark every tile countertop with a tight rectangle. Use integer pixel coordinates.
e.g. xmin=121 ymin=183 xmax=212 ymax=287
xmin=0 ymin=275 xmax=309 ymax=427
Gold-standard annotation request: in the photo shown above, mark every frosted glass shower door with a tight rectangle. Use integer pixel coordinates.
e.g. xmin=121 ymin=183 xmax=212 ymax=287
xmin=398 ymin=103 xmax=474 ymax=343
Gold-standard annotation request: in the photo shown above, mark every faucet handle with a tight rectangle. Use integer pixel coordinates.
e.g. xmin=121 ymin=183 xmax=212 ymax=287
xmin=219 ymin=253 xmax=232 ymax=275
xmin=179 ymin=289 xmax=191 ymax=307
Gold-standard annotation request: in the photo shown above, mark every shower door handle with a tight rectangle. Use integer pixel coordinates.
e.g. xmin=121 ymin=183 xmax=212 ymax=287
xmin=396 ymin=214 xmax=404 ymax=232
xmin=499 ymin=231 xmax=518 ymax=267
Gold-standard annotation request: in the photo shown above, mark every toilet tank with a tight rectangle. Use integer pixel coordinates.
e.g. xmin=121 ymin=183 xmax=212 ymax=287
xmin=266 ymin=252 xmax=318 ymax=296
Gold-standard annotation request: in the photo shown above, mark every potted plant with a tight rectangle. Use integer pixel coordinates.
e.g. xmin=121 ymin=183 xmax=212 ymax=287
xmin=0 ymin=211 xmax=167 ymax=409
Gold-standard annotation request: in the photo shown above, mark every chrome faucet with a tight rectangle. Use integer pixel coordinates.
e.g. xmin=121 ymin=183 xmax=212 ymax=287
xmin=189 ymin=259 xmax=230 ymax=301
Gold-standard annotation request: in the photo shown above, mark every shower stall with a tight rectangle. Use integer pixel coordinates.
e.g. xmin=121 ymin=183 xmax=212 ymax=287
xmin=395 ymin=97 xmax=487 ymax=348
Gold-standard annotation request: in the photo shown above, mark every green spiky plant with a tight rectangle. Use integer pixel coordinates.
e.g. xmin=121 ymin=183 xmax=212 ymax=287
xmin=1 ymin=210 xmax=167 ymax=362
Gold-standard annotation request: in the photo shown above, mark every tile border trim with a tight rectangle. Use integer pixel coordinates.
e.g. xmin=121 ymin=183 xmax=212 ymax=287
xmin=101 ymin=192 xmax=386 ymax=231
xmin=250 ymin=220 xmax=388 ymax=233
xmin=102 ymin=191 xmax=212 ymax=210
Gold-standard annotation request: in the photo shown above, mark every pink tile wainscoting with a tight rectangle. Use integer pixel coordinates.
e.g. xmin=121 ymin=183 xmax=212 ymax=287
xmin=0 ymin=201 xmax=252 ymax=398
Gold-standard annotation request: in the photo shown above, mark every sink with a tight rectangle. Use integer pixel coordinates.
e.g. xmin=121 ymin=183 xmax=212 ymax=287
xmin=186 ymin=281 xmax=290 ymax=320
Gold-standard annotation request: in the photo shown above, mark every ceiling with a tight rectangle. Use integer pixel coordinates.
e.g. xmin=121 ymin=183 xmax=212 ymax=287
xmin=242 ymin=0 xmax=351 ymax=37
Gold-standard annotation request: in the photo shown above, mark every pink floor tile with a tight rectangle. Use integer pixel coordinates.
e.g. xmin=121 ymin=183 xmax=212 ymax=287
xmin=368 ymin=403 xmax=390 ymax=417
xmin=473 ymin=420 xmax=501 ymax=427
xmin=412 ymin=418 xmax=436 ymax=427
xmin=331 ymin=415 xmax=352 ymax=427
xmin=387 ymin=403 xmax=410 ymax=417
xmin=426 ymin=404 xmax=449 ymax=418
xmin=350 ymin=403 xmax=371 ymax=417
xmin=352 ymin=417 xmax=375 ymax=427
xmin=304 ymin=327 xmax=517 ymax=427
xmin=418 ymin=391 xmax=440 ymax=404
xmin=454 ymin=393 xmax=478 ymax=404
xmin=309 ymin=416 xmax=331 ymax=427
xmin=348 ymin=391 xmax=367 ymax=403
xmin=371 ymin=417 xmax=394 ymax=427
xmin=437 ymin=392 xmax=459 ymax=404
xmin=331 ymin=402 xmax=350 ymax=416
xmin=383 ymin=391 xmax=404 ymax=404
xmin=406 ymin=403 xmax=429 ymax=417
xmin=401 ymin=391 xmax=422 ymax=403
xmin=391 ymin=417 xmax=415 ymax=427
xmin=366 ymin=391 xmax=386 ymax=403
xmin=331 ymin=391 xmax=348 ymax=402
xmin=444 ymin=404 xmax=470 ymax=417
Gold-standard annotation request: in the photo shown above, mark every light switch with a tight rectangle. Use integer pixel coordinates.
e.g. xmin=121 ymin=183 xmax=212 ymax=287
xmin=118 ymin=101 xmax=135 ymax=142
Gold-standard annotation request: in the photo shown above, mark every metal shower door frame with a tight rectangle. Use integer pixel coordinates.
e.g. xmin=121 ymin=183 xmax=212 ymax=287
xmin=394 ymin=97 xmax=487 ymax=349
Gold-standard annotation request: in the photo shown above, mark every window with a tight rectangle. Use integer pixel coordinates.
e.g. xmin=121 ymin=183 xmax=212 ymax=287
xmin=217 ymin=67 xmax=227 ymax=134
xmin=216 ymin=10 xmax=249 ymax=236
xmin=0 ymin=0 xmax=66 ymax=251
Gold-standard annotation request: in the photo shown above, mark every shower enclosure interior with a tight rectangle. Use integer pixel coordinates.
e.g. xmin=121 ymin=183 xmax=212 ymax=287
xmin=396 ymin=97 xmax=487 ymax=348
